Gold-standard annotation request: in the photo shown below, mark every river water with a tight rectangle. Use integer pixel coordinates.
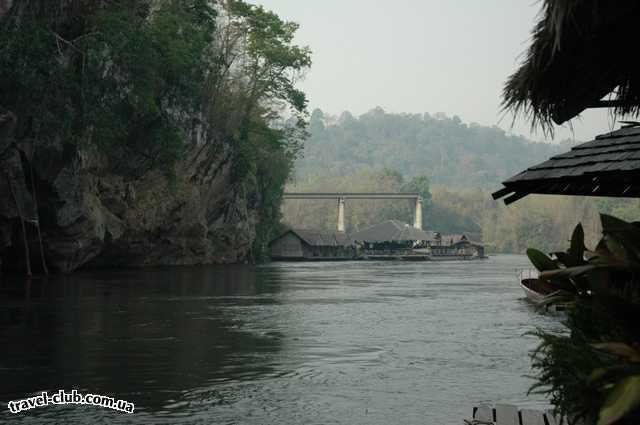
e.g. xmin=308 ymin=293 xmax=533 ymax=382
xmin=0 ymin=255 xmax=563 ymax=424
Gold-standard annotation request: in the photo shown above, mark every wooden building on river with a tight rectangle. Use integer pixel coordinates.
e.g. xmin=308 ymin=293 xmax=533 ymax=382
xmin=269 ymin=229 xmax=356 ymax=261
xmin=429 ymin=233 xmax=486 ymax=259
xmin=351 ymin=220 xmax=434 ymax=260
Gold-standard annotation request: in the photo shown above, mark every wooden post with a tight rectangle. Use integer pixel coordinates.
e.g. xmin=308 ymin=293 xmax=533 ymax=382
xmin=6 ymin=173 xmax=32 ymax=276
xmin=30 ymin=162 xmax=48 ymax=274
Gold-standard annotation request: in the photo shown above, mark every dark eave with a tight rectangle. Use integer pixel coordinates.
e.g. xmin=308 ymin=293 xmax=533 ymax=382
xmin=493 ymin=125 xmax=640 ymax=204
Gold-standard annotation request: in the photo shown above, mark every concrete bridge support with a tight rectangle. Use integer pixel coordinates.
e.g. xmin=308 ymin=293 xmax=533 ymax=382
xmin=337 ymin=197 xmax=345 ymax=232
xmin=282 ymin=193 xmax=422 ymax=233
xmin=414 ymin=197 xmax=423 ymax=230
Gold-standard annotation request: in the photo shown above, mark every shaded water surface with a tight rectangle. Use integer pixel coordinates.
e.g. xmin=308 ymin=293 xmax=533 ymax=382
xmin=0 ymin=255 xmax=562 ymax=424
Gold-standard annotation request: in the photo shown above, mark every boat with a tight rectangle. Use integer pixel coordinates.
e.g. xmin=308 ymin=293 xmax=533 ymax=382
xmin=518 ymin=269 xmax=568 ymax=311
xmin=520 ymin=277 xmax=558 ymax=303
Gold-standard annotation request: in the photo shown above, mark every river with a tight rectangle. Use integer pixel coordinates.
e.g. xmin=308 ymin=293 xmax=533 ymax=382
xmin=0 ymin=255 xmax=563 ymax=424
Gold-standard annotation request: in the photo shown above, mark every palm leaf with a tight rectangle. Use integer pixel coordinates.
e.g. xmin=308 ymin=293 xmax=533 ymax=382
xmin=592 ymin=343 xmax=640 ymax=363
xmin=568 ymin=223 xmax=585 ymax=265
xmin=597 ymin=375 xmax=640 ymax=425
xmin=527 ymin=248 xmax=558 ymax=271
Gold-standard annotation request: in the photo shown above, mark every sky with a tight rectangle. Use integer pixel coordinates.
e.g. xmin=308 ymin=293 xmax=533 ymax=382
xmin=248 ymin=0 xmax=620 ymax=143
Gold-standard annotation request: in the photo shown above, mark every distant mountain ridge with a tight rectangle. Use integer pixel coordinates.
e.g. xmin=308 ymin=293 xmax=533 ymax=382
xmin=296 ymin=107 xmax=568 ymax=188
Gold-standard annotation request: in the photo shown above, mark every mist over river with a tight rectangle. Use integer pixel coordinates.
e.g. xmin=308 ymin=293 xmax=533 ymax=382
xmin=0 ymin=255 xmax=562 ymax=424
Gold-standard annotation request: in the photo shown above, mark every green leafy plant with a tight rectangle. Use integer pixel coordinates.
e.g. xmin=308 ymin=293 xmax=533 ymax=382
xmin=526 ymin=215 xmax=640 ymax=425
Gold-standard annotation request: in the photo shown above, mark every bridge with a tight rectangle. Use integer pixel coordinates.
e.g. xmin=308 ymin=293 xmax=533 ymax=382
xmin=282 ymin=192 xmax=423 ymax=232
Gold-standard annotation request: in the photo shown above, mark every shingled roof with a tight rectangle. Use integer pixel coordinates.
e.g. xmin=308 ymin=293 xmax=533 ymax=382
xmin=351 ymin=220 xmax=432 ymax=243
xmin=493 ymin=124 xmax=640 ymax=204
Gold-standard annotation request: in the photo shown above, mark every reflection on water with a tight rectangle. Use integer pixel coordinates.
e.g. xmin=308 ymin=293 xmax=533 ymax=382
xmin=0 ymin=255 xmax=562 ymax=424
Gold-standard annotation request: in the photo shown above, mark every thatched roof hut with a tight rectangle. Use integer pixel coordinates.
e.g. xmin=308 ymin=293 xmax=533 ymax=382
xmin=351 ymin=220 xmax=433 ymax=243
xmin=274 ymin=229 xmax=352 ymax=248
xmin=269 ymin=229 xmax=355 ymax=261
xmin=495 ymin=0 xmax=640 ymax=203
xmin=503 ymin=1 xmax=640 ymax=131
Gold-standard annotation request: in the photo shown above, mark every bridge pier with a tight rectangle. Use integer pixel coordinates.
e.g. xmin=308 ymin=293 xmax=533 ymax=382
xmin=337 ymin=197 xmax=345 ymax=232
xmin=282 ymin=193 xmax=422 ymax=233
xmin=414 ymin=197 xmax=423 ymax=230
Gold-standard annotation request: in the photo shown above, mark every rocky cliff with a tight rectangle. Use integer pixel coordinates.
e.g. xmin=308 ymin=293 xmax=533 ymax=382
xmin=0 ymin=109 xmax=259 ymax=272
xmin=0 ymin=0 xmax=309 ymax=273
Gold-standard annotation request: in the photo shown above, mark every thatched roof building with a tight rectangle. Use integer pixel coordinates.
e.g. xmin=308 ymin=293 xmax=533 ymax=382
xmin=269 ymin=229 xmax=355 ymax=261
xmin=495 ymin=0 xmax=640 ymax=203
xmin=503 ymin=1 xmax=640 ymax=130
xmin=270 ymin=229 xmax=352 ymax=248
xmin=351 ymin=220 xmax=433 ymax=243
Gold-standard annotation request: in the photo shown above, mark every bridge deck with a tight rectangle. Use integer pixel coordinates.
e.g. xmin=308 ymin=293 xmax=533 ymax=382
xmin=283 ymin=192 xmax=421 ymax=200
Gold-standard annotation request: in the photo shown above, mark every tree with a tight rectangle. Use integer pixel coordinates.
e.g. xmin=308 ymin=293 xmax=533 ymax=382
xmin=0 ymin=0 xmax=218 ymax=175
xmin=206 ymin=0 xmax=312 ymax=259
xmin=402 ymin=175 xmax=432 ymax=210
xmin=0 ymin=0 xmax=312 ymax=263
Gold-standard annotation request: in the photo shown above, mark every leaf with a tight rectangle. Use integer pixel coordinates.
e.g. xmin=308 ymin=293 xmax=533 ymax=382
xmin=585 ymin=243 xmax=620 ymax=266
xmin=569 ymin=223 xmax=585 ymax=264
xmin=554 ymin=252 xmax=577 ymax=267
xmin=604 ymin=235 xmax=630 ymax=265
xmin=527 ymin=248 xmax=558 ymax=272
xmin=598 ymin=375 xmax=640 ymax=425
xmin=601 ymin=214 xmax=640 ymax=242
xmin=586 ymin=268 xmax=613 ymax=295
xmin=539 ymin=265 xmax=597 ymax=280
xmin=601 ymin=214 xmax=640 ymax=263
xmin=589 ymin=368 xmax=608 ymax=384
xmin=537 ymin=292 xmax=576 ymax=310
xmin=593 ymin=343 xmax=640 ymax=362
xmin=592 ymin=238 xmax=614 ymax=259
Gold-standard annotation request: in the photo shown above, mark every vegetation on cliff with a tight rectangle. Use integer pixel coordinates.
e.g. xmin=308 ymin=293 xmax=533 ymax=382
xmin=0 ymin=0 xmax=310 ymax=268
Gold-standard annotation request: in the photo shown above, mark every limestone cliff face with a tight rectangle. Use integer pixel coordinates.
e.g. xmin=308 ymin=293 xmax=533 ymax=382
xmin=0 ymin=109 xmax=259 ymax=272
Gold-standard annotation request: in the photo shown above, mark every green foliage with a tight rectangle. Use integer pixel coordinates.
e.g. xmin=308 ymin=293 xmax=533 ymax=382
xmin=298 ymin=107 xmax=564 ymax=188
xmin=526 ymin=215 xmax=640 ymax=425
xmin=0 ymin=1 xmax=218 ymax=175
xmin=249 ymin=124 xmax=297 ymax=261
xmin=599 ymin=376 xmax=640 ymax=425
xmin=402 ymin=175 xmax=433 ymax=208
xmin=526 ymin=248 xmax=558 ymax=271
xmin=1 ymin=0 xmax=310 ymax=262
xmin=289 ymin=107 xmax=640 ymax=253
xmin=208 ymin=0 xmax=310 ymax=260
xmin=226 ymin=0 xmax=310 ymax=110
xmin=530 ymin=328 xmax=604 ymax=424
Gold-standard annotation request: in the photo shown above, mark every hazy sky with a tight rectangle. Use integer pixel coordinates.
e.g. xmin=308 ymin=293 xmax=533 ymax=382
xmin=249 ymin=0 xmax=620 ymax=143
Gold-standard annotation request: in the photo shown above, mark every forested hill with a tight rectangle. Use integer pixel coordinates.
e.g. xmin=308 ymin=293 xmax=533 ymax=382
xmin=296 ymin=108 xmax=568 ymax=188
